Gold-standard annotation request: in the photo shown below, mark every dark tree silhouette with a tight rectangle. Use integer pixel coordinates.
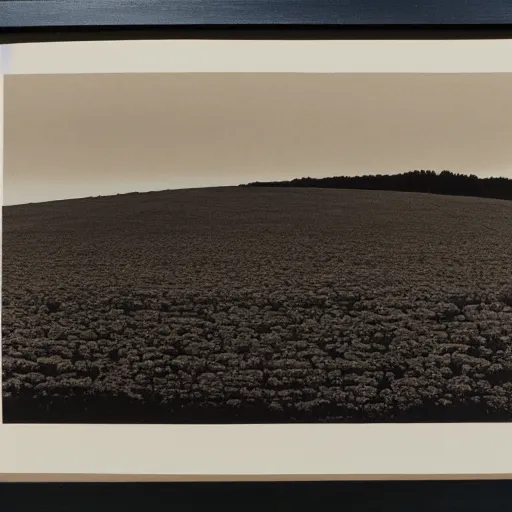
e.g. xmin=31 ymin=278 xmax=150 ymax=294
xmin=241 ymin=170 xmax=512 ymax=202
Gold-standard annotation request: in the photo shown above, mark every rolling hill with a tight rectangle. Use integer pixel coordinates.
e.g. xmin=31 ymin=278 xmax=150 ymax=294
xmin=3 ymin=186 xmax=512 ymax=423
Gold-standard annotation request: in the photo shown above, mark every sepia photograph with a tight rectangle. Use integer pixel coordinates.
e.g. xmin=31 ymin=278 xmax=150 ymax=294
xmin=2 ymin=72 xmax=512 ymax=425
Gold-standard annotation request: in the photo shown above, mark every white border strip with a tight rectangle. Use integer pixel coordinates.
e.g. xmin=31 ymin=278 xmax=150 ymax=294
xmin=0 ymin=424 xmax=511 ymax=478
xmin=4 ymin=39 xmax=512 ymax=74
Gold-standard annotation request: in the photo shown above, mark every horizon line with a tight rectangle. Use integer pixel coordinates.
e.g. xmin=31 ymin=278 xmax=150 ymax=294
xmin=4 ymin=170 xmax=511 ymax=207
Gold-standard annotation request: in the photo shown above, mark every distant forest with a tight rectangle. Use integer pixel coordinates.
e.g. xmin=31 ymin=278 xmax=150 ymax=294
xmin=241 ymin=170 xmax=512 ymax=201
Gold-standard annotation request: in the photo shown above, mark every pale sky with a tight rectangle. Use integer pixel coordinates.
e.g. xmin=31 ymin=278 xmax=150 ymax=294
xmin=4 ymin=73 xmax=512 ymax=206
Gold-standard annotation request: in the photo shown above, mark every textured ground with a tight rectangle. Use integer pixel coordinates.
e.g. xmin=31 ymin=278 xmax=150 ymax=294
xmin=3 ymin=187 xmax=512 ymax=423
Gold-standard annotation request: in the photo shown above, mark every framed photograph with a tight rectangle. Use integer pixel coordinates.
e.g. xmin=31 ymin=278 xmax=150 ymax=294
xmin=1 ymin=38 xmax=512 ymax=480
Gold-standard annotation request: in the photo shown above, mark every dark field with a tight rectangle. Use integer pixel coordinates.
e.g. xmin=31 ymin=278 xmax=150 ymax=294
xmin=3 ymin=187 xmax=512 ymax=423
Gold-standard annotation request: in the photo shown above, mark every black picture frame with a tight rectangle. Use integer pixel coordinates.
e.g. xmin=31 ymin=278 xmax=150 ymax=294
xmin=1 ymin=480 xmax=512 ymax=512
xmin=0 ymin=24 xmax=511 ymax=45
xmin=1 ymin=0 xmax=512 ymax=31
xmin=1 ymin=0 xmax=512 ymax=42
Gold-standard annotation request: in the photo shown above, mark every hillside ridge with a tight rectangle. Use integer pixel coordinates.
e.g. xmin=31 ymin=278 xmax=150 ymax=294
xmin=241 ymin=170 xmax=512 ymax=202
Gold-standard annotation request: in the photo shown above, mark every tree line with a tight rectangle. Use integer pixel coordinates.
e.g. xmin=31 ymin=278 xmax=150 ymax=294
xmin=241 ymin=170 xmax=512 ymax=201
